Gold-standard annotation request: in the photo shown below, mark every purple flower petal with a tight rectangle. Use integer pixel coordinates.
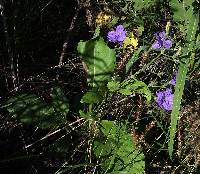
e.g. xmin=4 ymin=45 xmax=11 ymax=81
xmin=115 ymin=25 xmax=125 ymax=32
xmin=115 ymin=25 xmax=126 ymax=42
xmin=156 ymin=91 xmax=164 ymax=107
xmin=169 ymin=78 xmax=176 ymax=85
xmin=107 ymin=31 xmax=117 ymax=42
xmin=156 ymin=88 xmax=173 ymax=111
xmin=152 ymin=40 xmax=162 ymax=49
xmin=116 ymin=33 xmax=126 ymax=42
xmin=152 ymin=31 xmax=173 ymax=49
xmin=170 ymin=79 xmax=176 ymax=85
xmin=158 ymin=31 xmax=166 ymax=40
xmin=162 ymin=94 xmax=173 ymax=111
xmin=154 ymin=31 xmax=166 ymax=40
xmin=153 ymin=32 xmax=159 ymax=38
xmin=170 ymin=73 xmax=176 ymax=85
xmin=107 ymin=25 xmax=126 ymax=43
xmin=163 ymin=39 xmax=172 ymax=49
xmin=164 ymin=88 xmax=172 ymax=96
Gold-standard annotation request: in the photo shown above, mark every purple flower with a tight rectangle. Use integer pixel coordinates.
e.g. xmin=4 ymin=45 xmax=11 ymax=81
xmin=152 ymin=31 xmax=172 ymax=49
xmin=169 ymin=72 xmax=177 ymax=85
xmin=107 ymin=31 xmax=116 ymax=42
xmin=107 ymin=25 xmax=126 ymax=44
xmin=115 ymin=25 xmax=126 ymax=42
xmin=156 ymin=88 xmax=173 ymax=111
xmin=163 ymin=39 xmax=172 ymax=49
xmin=158 ymin=31 xmax=166 ymax=39
xmin=152 ymin=40 xmax=162 ymax=49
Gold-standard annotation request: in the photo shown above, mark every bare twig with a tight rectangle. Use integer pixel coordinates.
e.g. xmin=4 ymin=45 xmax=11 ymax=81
xmin=0 ymin=0 xmax=17 ymax=89
xmin=40 ymin=0 xmax=54 ymax=12
xmin=25 ymin=118 xmax=85 ymax=149
xmin=8 ymin=60 xmax=83 ymax=94
xmin=58 ymin=0 xmax=81 ymax=66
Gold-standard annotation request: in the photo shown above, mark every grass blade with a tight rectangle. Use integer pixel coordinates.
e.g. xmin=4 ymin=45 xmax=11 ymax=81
xmin=168 ymin=11 xmax=199 ymax=158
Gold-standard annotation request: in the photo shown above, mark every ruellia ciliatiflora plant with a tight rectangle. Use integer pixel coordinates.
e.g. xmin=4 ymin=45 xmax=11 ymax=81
xmin=3 ymin=0 xmax=200 ymax=173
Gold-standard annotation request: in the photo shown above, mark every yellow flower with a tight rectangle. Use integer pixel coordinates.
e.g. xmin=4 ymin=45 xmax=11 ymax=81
xmin=95 ymin=12 xmax=112 ymax=26
xmin=123 ymin=32 xmax=138 ymax=48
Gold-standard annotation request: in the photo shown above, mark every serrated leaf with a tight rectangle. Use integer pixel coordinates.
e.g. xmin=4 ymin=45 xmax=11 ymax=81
xmin=107 ymin=80 xmax=120 ymax=92
xmin=120 ymin=79 xmax=152 ymax=103
xmin=107 ymin=78 xmax=151 ymax=103
xmin=92 ymin=25 xmax=100 ymax=39
xmin=93 ymin=120 xmax=145 ymax=173
xmin=77 ymin=37 xmax=116 ymax=88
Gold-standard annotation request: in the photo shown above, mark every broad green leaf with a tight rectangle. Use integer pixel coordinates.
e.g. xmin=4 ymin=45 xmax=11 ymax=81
xmin=94 ymin=120 xmax=145 ymax=173
xmin=170 ymin=0 xmax=194 ymax=22
xmin=77 ymin=37 xmax=116 ymax=88
xmin=81 ymin=91 xmax=103 ymax=104
xmin=5 ymin=90 xmax=69 ymax=129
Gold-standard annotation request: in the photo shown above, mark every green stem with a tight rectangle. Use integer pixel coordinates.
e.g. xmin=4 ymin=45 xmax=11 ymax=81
xmin=131 ymin=51 xmax=163 ymax=78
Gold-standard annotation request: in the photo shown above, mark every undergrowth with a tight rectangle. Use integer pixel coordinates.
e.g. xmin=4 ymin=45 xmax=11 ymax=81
xmin=0 ymin=0 xmax=199 ymax=173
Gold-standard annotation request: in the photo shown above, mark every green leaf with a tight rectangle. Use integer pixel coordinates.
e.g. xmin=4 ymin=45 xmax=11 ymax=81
xmin=51 ymin=87 xmax=69 ymax=116
xmin=77 ymin=37 xmax=116 ymax=88
xmin=168 ymin=12 xmax=199 ymax=159
xmin=117 ymin=79 xmax=152 ymax=103
xmin=168 ymin=62 xmax=188 ymax=159
xmin=92 ymin=25 xmax=100 ymax=39
xmin=107 ymin=80 xmax=121 ymax=92
xmin=79 ymin=110 xmax=92 ymax=119
xmin=136 ymin=26 xmax=144 ymax=36
xmin=108 ymin=16 xmax=119 ymax=27
xmin=133 ymin=0 xmax=155 ymax=11
xmin=93 ymin=120 xmax=145 ymax=173
xmin=108 ymin=78 xmax=151 ymax=103
xmin=5 ymin=91 xmax=69 ymax=129
xmin=81 ymin=91 xmax=103 ymax=104
xmin=170 ymin=0 xmax=194 ymax=22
